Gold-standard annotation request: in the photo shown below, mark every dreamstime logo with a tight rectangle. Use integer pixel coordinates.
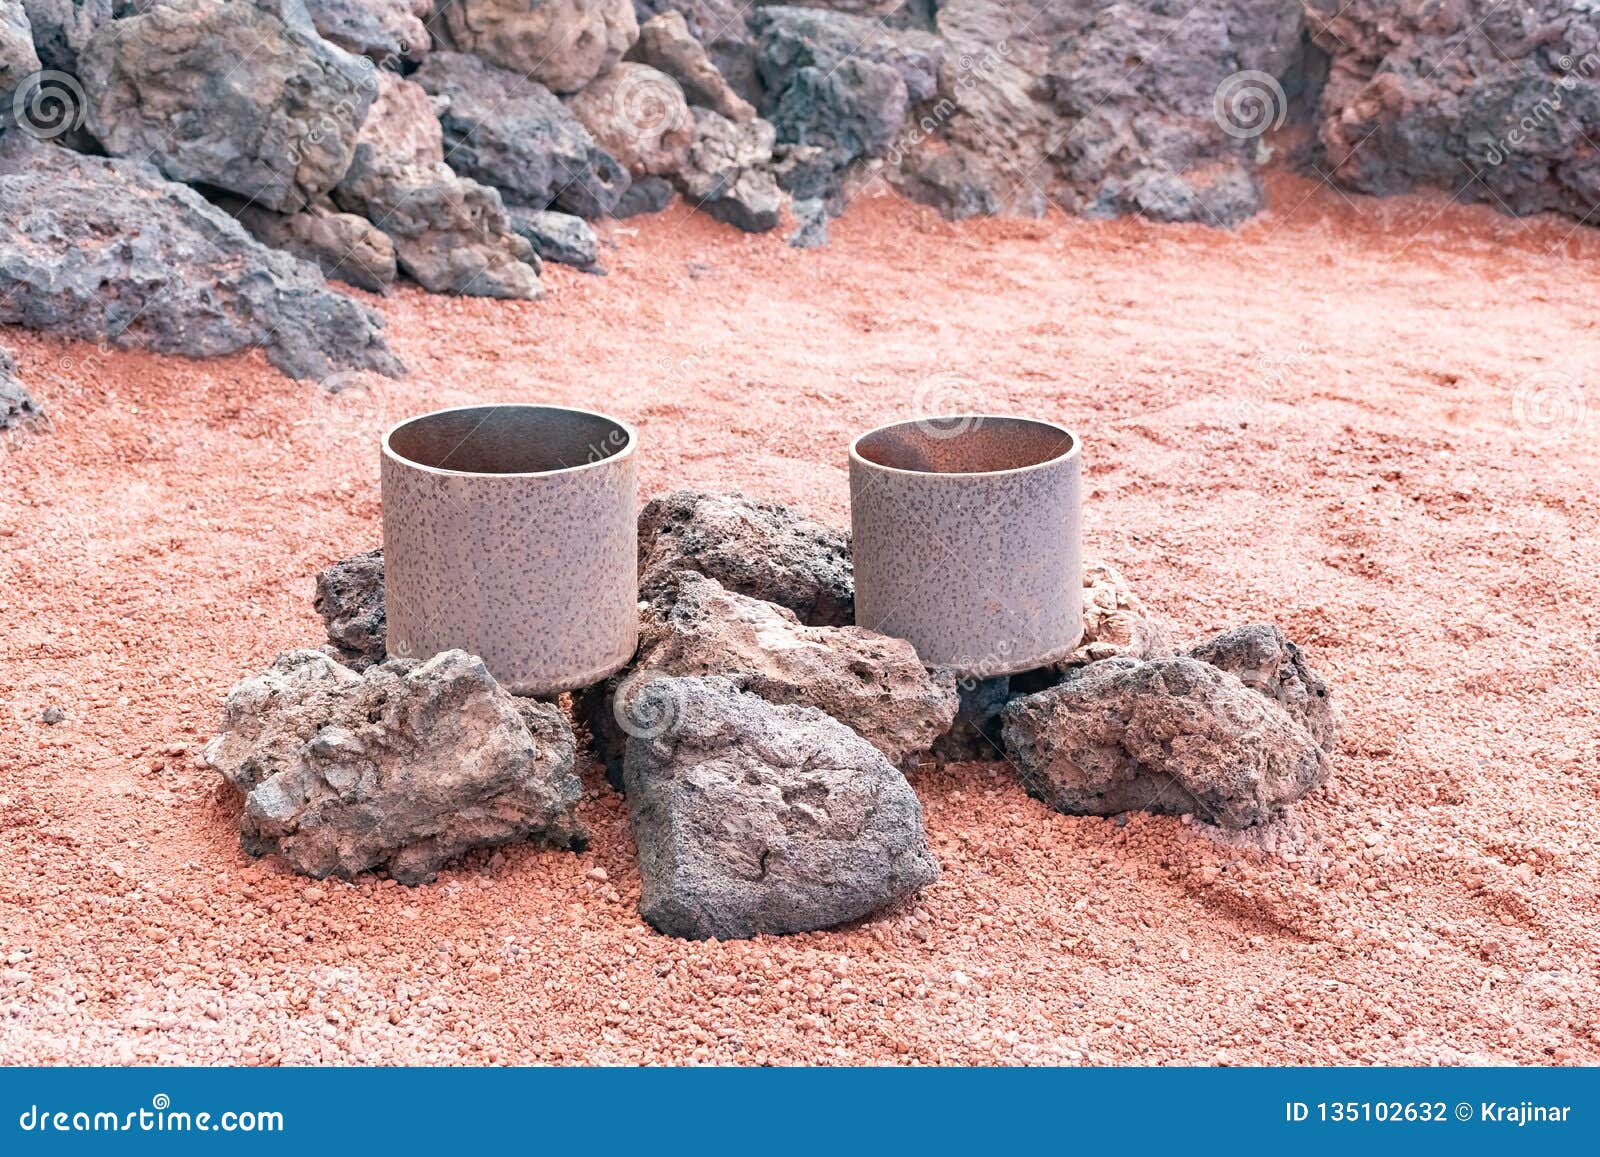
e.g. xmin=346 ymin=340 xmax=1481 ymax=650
xmin=11 ymin=70 xmax=86 ymax=140
xmin=612 ymin=68 xmax=690 ymax=140
xmin=1511 ymin=369 xmax=1588 ymax=440
xmin=1212 ymin=70 xmax=1287 ymax=140
xmin=912 ymin=370 xmax=985 ymax=440
xmin=306 ymin=370 xmax=391 ymax=442
xmin=1481 ymin=51 xmax=1598 ymax=165
xmin=611 ymin=669 xmax=684 ymax=739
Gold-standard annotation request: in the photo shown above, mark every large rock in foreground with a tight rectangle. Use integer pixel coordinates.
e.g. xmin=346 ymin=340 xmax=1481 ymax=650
xmin=623 ymin=676 xmax=938 ymax=939
xmin=204 ymin=649 xmax=585 ymax=884
xmin=0 ymin=135 xmax=403 ymax=381
xmin=637 ymin=490 xmax=854 ymax=627
xmin=586 ymin=572 xmax=956 ymax=775
xmin=80 ymin=0 xmax=376 ymax=213
xmin=413 ymin=50 xmax=630 ymax=218
xmin=1002 ymin=656 xmax=1329 ymax=829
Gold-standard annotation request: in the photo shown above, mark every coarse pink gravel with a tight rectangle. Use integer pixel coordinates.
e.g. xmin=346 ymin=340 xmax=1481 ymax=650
xmin=1 ymin=175 xmax=1597 ymax=1065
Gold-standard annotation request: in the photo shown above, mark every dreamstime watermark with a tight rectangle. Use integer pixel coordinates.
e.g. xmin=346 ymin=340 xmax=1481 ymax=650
xmin=1212 ymin=70 xmax=1288 ymax=140
xmin=1480 ymin=51 xmax=1599 ymax=166
xmin=11 ymin=70 xmax=86 ymax=140
xmin=612 ymin=669 xmax=685 ymax=739
xmin=17 ymin=1093 xmax=284 ymax=1135
xmin=1511 ymin=369 xmax=1588 ymax=441
xmin=611 ymin=67 xmax=691 ymax=142
xmin=882 ymin=42 xmax=1016 ymax=168
xmin=911 ymin=370 xmax=986 ymax=440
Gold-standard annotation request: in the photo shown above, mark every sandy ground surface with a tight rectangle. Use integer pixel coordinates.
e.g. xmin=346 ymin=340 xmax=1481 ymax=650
xmin=2 ymin=173 xmax=1598 ymax=1066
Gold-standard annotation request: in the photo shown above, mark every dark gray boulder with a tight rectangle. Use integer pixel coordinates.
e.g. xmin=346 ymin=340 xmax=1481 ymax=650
xmin=637 ymin=489 xmax=854 ymax=626
xmin=314 ymin=547 xmax=386 ymax=669
xmin=1308 ymin=0 xmax=1600 ymax=221
xmin=752 ymin=5 xmax=942 ymax=190
xmin=412 ymin=50 xmax=631 ymax=218
xmin=623 ymin=675 xmax=938 ymax=939
xmin=506 ymin=207 xmax=603 ymax=271
xmin=0 ymin=135 xmax=403 ymax=381
xmin=204 ymin=649 xmax=586 ymax=884
xmin=611 ymin=173 xmax=674 ymax=216
xmin=1002 ymin=656 xmax=1330 ymax=829
xmin=80 ymin=0 xmax=377 ymax=213
xmin=1188 ymin=622 xmax=1340 ymax=755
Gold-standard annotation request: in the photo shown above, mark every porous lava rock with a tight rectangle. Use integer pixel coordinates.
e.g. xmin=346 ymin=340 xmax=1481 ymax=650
xmin=204 ymin=649 xmax=585 ymax=883
xmin=636 ymin=490 xmax=854 ymax=627
xmin=1002 ymin=656 xmax=1329 ymax=829
xmin=622 ymin=675 xmax=938 ymax=939
xmin=1188 ymin=622 xmax=1340 ymax=754
xmin=314 ymin=547 xmax=387 ymax=668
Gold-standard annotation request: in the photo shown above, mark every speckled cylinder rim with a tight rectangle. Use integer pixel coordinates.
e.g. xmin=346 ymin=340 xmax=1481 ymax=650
xmin=382 ymin=403 xmax=637 ymax=477
xmin=848 ymin=415 xmax=1079 ymax=477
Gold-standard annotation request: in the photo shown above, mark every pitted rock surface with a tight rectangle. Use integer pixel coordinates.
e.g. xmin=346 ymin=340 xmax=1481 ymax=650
xmin=438 ymin=0 xmax=637 ymax=94
xmin=1002 ymin=656 xmax=1329 ymax=829
xmin=1063 ymin=560 xmax=1172 ymax=666
xmin=80 ymin=0 xmax=377 ymax=213
xmin=586 ymin=572 xmax=956 ymax=777
xmin=0 ymin=134 xmax=402 ymax=381
xmin=1188 ymin=622 xmax=1340 ymax=755
xmin=413 ymin=50 xmax=630 ymax=218
xmin=204 ymin=649 xmax=585 ymax=884
xmin=314 ymin=547 xmax=387 ymax=669
xmin=623 ymin=675 xmax=939 ymax=939
xmin=569 ymin=61 xmax=695 ymax=178
xmin=637 ymin=490 xmax=854 ymax=627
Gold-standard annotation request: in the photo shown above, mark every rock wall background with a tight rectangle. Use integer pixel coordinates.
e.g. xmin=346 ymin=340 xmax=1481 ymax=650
xmin=0 ymin=0 xmax=1598 ymax=380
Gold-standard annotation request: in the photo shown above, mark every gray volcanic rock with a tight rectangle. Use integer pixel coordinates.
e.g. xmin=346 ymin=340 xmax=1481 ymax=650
xmin=611 ymin=172 xmax=674 ymax=216
xmin=506 ymin=207 xmax=601 ymax=270
xmin=1002 ymin=656 xmax=1330 ymax=829
xmin=314 ymin=547 xmax=386 ymax=668
xmin=1064 ymin=560 xmax=1172 ymax=666
xmin=80 ymin=0 xmax=377 ymax=213
xmin=204 ymin=649 xmax=586 ymax=884
xmin=303 ymin=0 xmax=430 ymax=63
xmin=637 ymin=490 xmax=854 ymax=626
xmin=673 ymin=107 xmax=783 ymax=231
xmin=437 ymin=0 xmax=638 ymax=94
xmin=20 ymin=0 xmax=113 ymax=74
xmin=412 ymin=50 xmax=630 ymax=218
xmin=0 ymin=135 xmax=403 ymax=381
xmin=229 ymin=199 xmax=398 ymax=293
xmin=752 ymin=5 xmax=942 ymax=186
xmin=592 ymin=572 xmax=957 ymax=774
xmin=333 ymin=71 xmax=542 ymax=299
xmin=1 ymin=345 xmax=45 ymax=432
xmin=630 ymin=10 xmax=755 ymax=122
xmin=1308 ymin=0 xmax=1600 ymax=221
xmin=632 ymin=0 xmax=759 ymax=104
xmin=1188 ymin=622 xmax=1340 ymax=755
xmin=2 ymin=0 xmax=42 ymax=104
xmin=622 ymin=675 xmax=938 ymax=939
xmin=1041 ymin=0 xmax=1304 ymax=226
xmin=569 ymin=60 xmax=695 ymax=178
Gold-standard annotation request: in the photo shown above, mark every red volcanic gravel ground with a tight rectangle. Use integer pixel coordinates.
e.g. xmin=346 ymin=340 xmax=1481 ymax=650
xmin=1 ymin=175 xmax=1597 ymax=1065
